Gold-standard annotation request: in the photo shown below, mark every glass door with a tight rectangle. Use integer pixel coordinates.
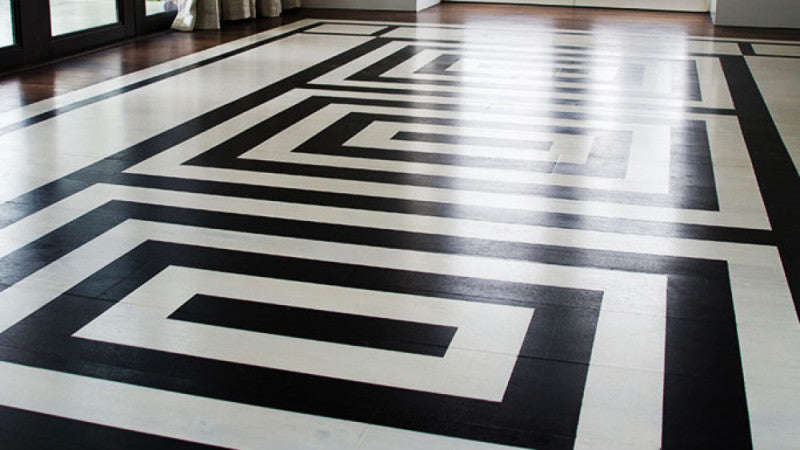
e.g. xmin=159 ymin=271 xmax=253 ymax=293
xmin=0 ymin=0 xmax=176 ymax=72
xmin=0 ymin=0 xmax=22 ymax=70
xmin=49 ymin=0 xmax=121 ymax=37
xmin=138 ymin=0 xmax=178 ymax=34
xmin=146 ymin=0 xmax=178 ymax=16
xmin=48 ymin=0 xmax=135 ymax=57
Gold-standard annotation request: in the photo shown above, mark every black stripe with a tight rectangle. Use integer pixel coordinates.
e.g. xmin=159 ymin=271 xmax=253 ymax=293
xmin=303 ymin=82 xmax=739 ymax=116
xmin=662 ymin=275 xmax=752 ymax=449
xmin=372 ymin=25 xmax=400 ymax=37
xmin=0 ymin=405 xmax=216 ymax=449
xmin=0 ymin=201 xmax=753 ymax=293
xmin=739 ymin=41 xmax=800 ymax=47
xmin=739 ymin=42 xmax=757 ymax=56
xmin=749 ymin=54 xmax=800 ymax=60
xmin=721 ymin=55 xmax=800 ymax=319
xmin=92 ymin=173 xmax=773 ymax=245
xmin=350 ymin=46 xmax=703 ymax=101
xmin=170 ymin=294 xmax=457 ymax=357
xmin=739 ymin=43 xmax=800 ymax=59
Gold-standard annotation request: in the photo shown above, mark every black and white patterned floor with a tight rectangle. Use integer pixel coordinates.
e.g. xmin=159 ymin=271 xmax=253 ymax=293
xmin=0 ymin=20 xmax=799 ymax=449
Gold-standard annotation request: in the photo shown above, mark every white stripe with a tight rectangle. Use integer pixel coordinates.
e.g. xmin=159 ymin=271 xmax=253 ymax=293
xmin=0 ymin=361 xmax=516 ymax=449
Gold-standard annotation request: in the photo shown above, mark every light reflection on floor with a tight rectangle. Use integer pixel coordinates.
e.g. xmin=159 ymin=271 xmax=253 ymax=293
xmin=0 ymin=17 xmax=798 ymax=449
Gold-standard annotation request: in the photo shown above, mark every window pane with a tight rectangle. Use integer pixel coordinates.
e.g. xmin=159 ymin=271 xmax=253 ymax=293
xmin=0 ymin=0 xmax=12 ymax=48
xmin=50 ymin=0 xmax=119 ymax=37
xmin=147 ymin=0 xmax=179 ymax=16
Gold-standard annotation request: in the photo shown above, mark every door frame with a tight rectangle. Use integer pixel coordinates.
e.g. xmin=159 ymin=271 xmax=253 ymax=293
xmin=0 ymin=0 xmax=26 ymax=70
xmin=136 ymin=0 xmax=179 ymax=35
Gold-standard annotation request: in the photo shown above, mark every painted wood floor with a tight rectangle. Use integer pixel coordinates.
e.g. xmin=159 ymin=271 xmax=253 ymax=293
xmin=0 ymin=17 xmax=799 ymax=449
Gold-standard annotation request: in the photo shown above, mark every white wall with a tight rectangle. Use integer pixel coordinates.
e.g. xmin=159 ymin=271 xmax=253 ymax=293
xmin=712 ymin=0 xmax=800 ymax=28
xmin=303 ymin=0 xmax=440 ymax=11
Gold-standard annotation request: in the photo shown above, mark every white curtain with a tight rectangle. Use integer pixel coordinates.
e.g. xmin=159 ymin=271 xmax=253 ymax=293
xmin=172 ymin=0 xmax=301 ymax=31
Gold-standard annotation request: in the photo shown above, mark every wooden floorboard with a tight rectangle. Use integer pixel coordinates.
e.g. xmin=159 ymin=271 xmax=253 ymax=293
xmin=0 ymin=3 xmax=798 ymax=114
xmin=0 ymin=8 xmax=798 ymax=448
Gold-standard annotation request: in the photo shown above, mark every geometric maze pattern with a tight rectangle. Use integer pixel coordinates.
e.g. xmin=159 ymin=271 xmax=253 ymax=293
xmin=0 ymin=19 xmax=798 ymax=449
